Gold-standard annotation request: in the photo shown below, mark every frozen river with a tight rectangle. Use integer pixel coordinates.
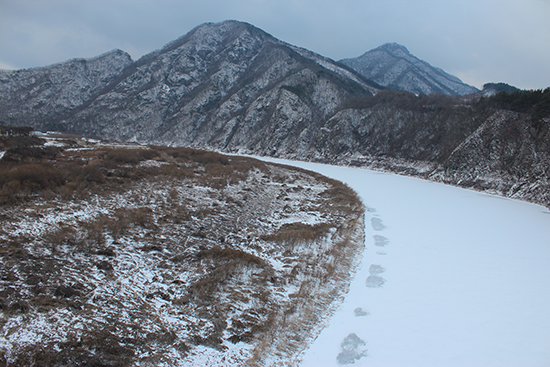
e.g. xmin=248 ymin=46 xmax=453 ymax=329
xmin=261 ymin=158 xmax=550 ymax=367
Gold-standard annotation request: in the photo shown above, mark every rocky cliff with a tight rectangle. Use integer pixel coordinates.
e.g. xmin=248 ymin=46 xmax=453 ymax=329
xmin=312 ymin=93 xmax=550 ymax=208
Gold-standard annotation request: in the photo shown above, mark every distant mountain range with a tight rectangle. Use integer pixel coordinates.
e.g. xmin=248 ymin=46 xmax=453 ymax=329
xmin=480 ymin=82 xmax=521 ymax=96
xmin=0 ymin=20 xmax=548 ymax=207
xmin=339 ymin=42 xmax=479 ymax=96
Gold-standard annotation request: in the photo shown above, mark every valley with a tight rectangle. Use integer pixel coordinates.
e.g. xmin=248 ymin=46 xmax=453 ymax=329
xmin=1 ymin=21 xmax=548 ymax=209
xmin=1 ymin=18 xmax=549 ymax=366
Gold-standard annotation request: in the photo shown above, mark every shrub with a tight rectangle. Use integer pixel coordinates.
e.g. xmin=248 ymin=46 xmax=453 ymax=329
xmin=2 ymin=146 xmax=62 ymax=162
xmin=262 ymin=222 xmax=332 ymax=244
xmin=80 ymin=165 xmax=105 ymax=183
xmin=104 ymin=148 xmax=158 ymax=165
xmin=196 ymin=246 xmax=266 ymax=267
xmin=0 ymin=164 xmax=65 ymax=202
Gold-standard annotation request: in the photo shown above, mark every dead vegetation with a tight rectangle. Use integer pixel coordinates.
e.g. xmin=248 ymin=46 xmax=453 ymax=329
xmin=0 ymin=131 xmax=364 ymax=366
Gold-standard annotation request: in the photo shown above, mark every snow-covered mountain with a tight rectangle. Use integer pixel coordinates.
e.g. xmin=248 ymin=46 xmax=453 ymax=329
xmin=339 ymin=42 xmax=479 ymax=96
xmin=0 ymin=49 xmax=132 ymax=131
xmin=0 ymin=20 xmax=377 ymax=145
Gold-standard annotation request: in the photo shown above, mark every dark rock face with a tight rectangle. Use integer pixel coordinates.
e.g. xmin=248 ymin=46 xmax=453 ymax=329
xmin=436 ymin=110 xmax=550 ymax=207
xmin=339 ymin=43 xmax=479 ymax=96
xmin=308 ymin=98 xmax=550 ymax=207
xmin=1 ymin=21 xmax=549 ymax=207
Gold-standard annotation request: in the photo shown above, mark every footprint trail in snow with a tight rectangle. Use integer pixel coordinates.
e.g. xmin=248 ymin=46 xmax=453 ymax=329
xmin=365 ymin=264 xmax=386 ymax=288
xmin=339 ymin=208 xmax=392 ymax=364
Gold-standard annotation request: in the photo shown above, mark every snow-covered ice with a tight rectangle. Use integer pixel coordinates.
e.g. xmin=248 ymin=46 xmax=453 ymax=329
xmin=260 ymin=158 xmax=550 ymax=367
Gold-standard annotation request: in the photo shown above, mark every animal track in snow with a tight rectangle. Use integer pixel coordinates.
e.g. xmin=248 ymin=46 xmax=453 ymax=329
xmin=365 ymin=275 xmax=386 ymax=288
xmin=366 ymin=264 xmax=387 ymax=287
xmin=368 ymin=264 xmax=386 ymax=275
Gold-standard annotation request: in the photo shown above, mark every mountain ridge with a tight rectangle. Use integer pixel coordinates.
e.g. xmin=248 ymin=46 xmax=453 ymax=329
xmin=0 ymin=20 xmax=549 ymax=208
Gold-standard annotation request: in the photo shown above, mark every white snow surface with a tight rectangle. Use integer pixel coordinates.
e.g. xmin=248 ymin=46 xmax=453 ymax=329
xmin=259 ymin=157 xmax=550 ymax=367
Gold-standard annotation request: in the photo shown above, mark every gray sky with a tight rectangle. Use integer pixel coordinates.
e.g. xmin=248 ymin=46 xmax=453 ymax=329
xmin=1 ymin=0 xmax=549 ymax=90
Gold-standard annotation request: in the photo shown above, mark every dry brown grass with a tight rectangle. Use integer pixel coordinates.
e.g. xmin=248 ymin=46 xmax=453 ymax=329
xmin=0 ymin=141 xmax=269 ymax=206
xmin=262 ymin=222 xmax=332 ymax=244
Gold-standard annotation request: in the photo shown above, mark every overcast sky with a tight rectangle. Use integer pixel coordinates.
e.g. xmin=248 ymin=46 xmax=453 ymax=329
xmin=1 ymin=0 xmax=549 ymax=90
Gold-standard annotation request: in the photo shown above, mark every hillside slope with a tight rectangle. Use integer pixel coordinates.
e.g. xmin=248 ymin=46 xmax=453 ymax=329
xmin=307 ymin=91 xmax=550 ymax=207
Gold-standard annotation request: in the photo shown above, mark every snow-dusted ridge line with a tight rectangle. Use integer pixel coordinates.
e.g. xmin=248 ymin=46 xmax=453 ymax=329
xmin=2 ymin=20 xmax=547 ymax=212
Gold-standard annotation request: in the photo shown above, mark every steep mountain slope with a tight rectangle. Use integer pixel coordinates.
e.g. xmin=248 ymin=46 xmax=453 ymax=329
xmin=309 ymin=91 xmax=550 ymax=207
xmin=339 ymin=43 xmax=478 ymax=96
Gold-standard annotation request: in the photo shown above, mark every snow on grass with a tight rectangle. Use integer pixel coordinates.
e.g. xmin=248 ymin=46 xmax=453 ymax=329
xmin=1 ymin=151 xmax=365 ymax=366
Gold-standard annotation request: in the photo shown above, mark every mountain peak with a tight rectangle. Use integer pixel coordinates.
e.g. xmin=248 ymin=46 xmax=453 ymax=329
xmin=189 ymin=19 xmax=261 ymax=36
xmin=87 ymin=48 xmax=133 ymax=65
xmin=146 ymin=20 xmax=275 ymax=62
xmin=340 ymin=43 xmax=478 ymax=96
xmin=0 ymin=18 xmax=376 ymax=143
xmin=378 ymin=42 xmax=410 ymax=54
